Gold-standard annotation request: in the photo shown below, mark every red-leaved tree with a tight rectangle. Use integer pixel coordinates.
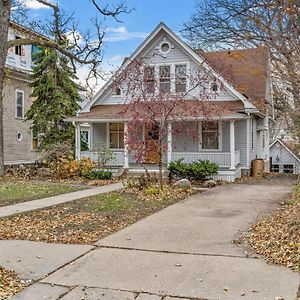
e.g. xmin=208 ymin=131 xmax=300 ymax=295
xmin=114 ymin=57 xmax=228 ymax=188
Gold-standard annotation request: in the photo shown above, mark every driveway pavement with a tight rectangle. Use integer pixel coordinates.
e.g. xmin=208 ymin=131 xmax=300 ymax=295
xmin=7 ymin=180 xmax=300 ymax=300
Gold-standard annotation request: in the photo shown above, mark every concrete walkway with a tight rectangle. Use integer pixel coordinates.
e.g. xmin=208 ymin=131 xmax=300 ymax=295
xmin=3 ymin=180 xmax=299 ymax=300
xmin=0 ymin=182 xmax=123 ymax=218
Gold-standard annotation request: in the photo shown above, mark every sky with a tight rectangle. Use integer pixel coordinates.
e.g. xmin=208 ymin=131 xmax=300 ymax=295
xmin=23 ymin=0 xmax=197 ymax=87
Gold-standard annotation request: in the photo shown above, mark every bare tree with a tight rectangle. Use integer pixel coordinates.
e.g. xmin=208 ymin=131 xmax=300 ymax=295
xmin=0 ymin=0 xmax=131 ymax=176
xmin=182 ymin=0 xmax=300 ymax=140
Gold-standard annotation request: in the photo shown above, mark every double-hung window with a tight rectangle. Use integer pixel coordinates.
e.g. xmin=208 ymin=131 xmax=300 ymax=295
xmin=201 ymin=121 xmax=220 ymax=150
xmin=145 ymin=66 xmax=155 ymax=94
xmin=175 ymin=64 xmax=187 ymax=93
xmin=159 ymin=65 xmax=171 ymax=93
xmin=15 ymin=90 xmax=24 ymax=119
xmin=109 ymin=123 xmax=124 ymax=149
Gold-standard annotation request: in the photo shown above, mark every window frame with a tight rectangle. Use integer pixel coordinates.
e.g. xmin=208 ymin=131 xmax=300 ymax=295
xmin=80 ymin=128 xmax=91 ymax=150
xmin=144 ymin=66 xmax=156 ymax=94
xmin=283 ymin=164 xmax=294 ymax=174
xmin=198 ymin=120 xmax=222 ymax=151
xmin=107 ymin=122 xmax=124 ymax=150
xmin=31 ymin=129 xmax=39 ymax=151
xmin=159 ymin=65 xmax=171 ymax=94
xmin=175 ymin=64 xmax=187 ymax=93
xmin=15 ymin=89 xmax=25 ymax=119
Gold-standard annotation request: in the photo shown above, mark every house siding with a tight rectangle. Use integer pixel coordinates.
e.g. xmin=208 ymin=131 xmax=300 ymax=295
xmin=270 ymin=141 xmax=300 ymax=174
xmin=3 ymin=76 xmax=39 ymax=164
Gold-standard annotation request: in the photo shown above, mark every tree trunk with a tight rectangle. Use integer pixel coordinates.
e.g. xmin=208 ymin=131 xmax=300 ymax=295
xmin=0 ymin=1 xmax=11 ymax=176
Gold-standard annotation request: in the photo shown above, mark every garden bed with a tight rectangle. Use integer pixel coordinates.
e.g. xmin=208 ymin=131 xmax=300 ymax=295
xmin=0 ymin=187 xmax=195 ymax=245
xmin=247 ymin=182 xmax=300 ymax=272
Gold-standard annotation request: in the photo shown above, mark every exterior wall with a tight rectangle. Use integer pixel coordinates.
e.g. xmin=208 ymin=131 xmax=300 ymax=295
xmin=3 ymin=76 xmax=39 ymax=164
xmin=94 ymin=31 xmax=239 ymax=106
xmin=92 ymin=123 xmax=107 ymax=149
xmin=270 ymin=141 xmax=300 ymax=174
xmin=172 ymin=121 xmax=198 ymax=152
xmin=6 ymin=27 xmax=34 ymax=72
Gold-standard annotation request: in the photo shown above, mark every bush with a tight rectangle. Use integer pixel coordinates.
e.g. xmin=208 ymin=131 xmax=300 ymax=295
xmin=168 ymin=159 xmax=218 ymax=180
xmin=82 ymin=169 xmax=112 ymax=180
xmin=47 ymin=156 xmax=95 ymax=179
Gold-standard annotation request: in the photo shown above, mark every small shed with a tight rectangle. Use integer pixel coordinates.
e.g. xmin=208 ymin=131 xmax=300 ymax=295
xmin=269 ymin=139 xmax=300 ymax=174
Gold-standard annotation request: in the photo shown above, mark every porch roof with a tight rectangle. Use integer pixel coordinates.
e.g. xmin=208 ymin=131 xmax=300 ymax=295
xmin=68 ymin=100 xmax=247 ymax=123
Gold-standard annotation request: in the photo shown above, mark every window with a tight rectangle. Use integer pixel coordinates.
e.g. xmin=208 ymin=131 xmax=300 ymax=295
xmin=15 ymin=90 xmax=24 ymax=119
xmin=115 ymin=87 xmax=122 ymax=96
xmin=145 ymin=66 xmax=155 ymax=94
xmin=201 ymin=121 xmax=220 ymax=150
xmin=283 ymin=164 xmax=294 ymax=174
xmin=81 ymin=129 xmax=90 ymax=150
xmin=109 ymin=123 xmax=124 ymax=149
xmin=159 ymin=65 xmax=171 ymax=93
xmin=32 ymin=129 xmax=38 ymax=151
xmin=16 ymin=132 xmax=23 ymax=142
xmin=15 ymin=36 xmax=24 ymax=56
xmin=175 ymin=64 xmax=187 ymax=93
xmin=271 ymin=164 xmax=280 ymax=173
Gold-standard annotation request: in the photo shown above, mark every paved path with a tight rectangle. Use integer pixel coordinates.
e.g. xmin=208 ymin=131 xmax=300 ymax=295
xmin=0 ymin=182 xmax=123 ymax=218
xmin=4 ymin=180 xmax=299 ymax=300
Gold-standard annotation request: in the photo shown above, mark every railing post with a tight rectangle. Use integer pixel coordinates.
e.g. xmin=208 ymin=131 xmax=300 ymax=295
xmin=229 ymin=120 xmax=236 ymax=170
xmin=75 ymin=123 xmax=81 ymax=160
xmin=167 ymin=122 xmax=172 ymax=165
xmin=124 ymin=122 xmax=129 ymax=169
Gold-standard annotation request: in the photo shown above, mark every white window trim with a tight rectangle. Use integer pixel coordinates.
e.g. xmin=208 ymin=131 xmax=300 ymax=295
xmin=107 ymin=122 xmax=125 ymax=150
xmin=15 ymin=89 xmax=25 ymax=119
xmin=198 ymin=120 xmax=222 ymax=152
xmin=151 ymin=62 xmax=190 ymax=95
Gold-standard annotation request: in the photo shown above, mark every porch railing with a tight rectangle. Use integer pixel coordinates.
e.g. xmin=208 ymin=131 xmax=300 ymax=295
xmin=171 ymin=150 xmax=240 ymax=168
xmin=81 ymin=151 xmax=125 ymax=166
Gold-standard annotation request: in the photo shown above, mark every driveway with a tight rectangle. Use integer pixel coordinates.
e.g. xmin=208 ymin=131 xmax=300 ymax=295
xmin=9 ymin=179 xmax=300 ymax=299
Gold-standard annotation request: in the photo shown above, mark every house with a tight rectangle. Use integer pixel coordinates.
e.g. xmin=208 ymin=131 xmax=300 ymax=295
xmin=3 ymin=22 xmax=46 ymax=166
xmin=269 ymin=139 xmax=300 ymax=174
xmin=69 ymin=23 xmax=272 ymax=182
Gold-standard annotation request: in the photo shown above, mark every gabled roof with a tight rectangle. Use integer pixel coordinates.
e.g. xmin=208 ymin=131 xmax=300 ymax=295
xmin=270 ymin=138 xmax=300 ymax=162
xmin=199 ymin=47 xmax=268 ymax=114
xmin=82 ymin=22 xmax=258 ymax=113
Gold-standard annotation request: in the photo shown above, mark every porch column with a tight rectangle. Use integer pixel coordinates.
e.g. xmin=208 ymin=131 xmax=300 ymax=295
xmin=167 ymin=122 xmax=172 ymax=165
xmin=124 ymin=122 xmax=129 ymax=168
xmin=229 ymin=120 xmax=236 ymax=170
xmin=75 ymin=123 xmax=81 ymax=160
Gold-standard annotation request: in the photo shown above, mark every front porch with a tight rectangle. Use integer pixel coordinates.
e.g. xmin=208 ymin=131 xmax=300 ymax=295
xmin=75 ymin=118 xmax=249 ymax=182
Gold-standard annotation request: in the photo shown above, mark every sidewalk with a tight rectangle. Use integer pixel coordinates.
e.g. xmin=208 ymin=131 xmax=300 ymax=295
xmin=0 ymin=182 xmax=123 ymax=218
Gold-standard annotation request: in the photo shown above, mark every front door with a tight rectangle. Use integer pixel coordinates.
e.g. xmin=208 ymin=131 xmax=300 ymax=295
xmin=144 ymin=123 xmax=160 ymax=163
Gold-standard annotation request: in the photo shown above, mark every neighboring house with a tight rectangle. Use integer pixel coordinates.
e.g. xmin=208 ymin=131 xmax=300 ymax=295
xmin=269 ymin=139 xmax=300 ymax=174
xmin=70 ymin=23 xmax=272 ymax=181
xmin=3 ymin=22 xmax=45 ymax=166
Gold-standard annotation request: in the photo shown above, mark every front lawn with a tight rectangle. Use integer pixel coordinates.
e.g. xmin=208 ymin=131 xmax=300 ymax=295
xmin=0 ymin=187 xmax=194 ymax=244
xmin=0 ymin=181 xmax=85 ymax=207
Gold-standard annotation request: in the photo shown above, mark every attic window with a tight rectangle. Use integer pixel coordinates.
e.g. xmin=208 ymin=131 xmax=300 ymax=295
xmin=212 ymin=82 xmax=218 ymax=92
xmin=115 ymin=87 xmax=122 ymax=96
xmin=161 ymin=43 xmax=170 ymax=53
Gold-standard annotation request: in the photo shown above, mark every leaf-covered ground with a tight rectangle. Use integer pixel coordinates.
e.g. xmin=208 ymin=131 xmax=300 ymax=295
xmin=0 ymin=188 xmax=194 ymax=245
xmin=248 ymin=183 xmax=300 ymax=272
xmin=0 ymin=181 xmax=85 ymax=207
xmin=0 ymin=266 xmax=26 ymax=300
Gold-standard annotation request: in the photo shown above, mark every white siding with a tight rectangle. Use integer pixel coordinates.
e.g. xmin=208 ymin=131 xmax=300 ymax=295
xmin=270 ymin=141 xmax=300 ymax=174
xmin=94 ymin=31 xmax=238 ymax=106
